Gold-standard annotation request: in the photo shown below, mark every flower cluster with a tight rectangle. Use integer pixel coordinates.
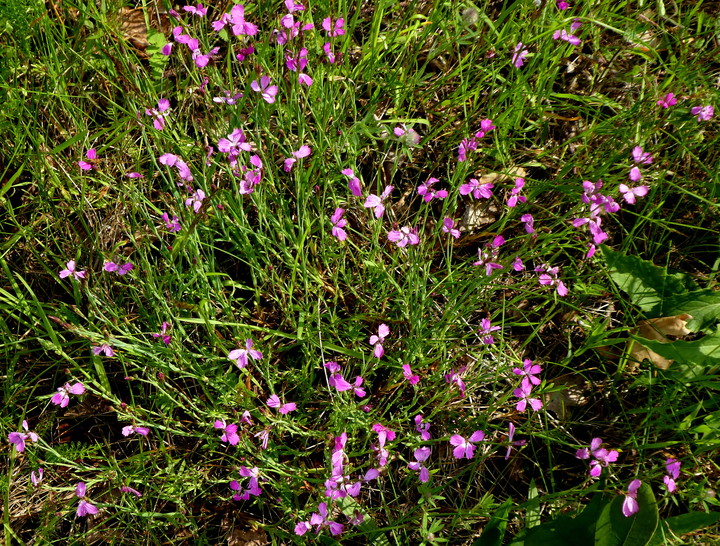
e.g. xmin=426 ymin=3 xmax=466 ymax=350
xmin=576 ymin=438 xmax=618 ymax=478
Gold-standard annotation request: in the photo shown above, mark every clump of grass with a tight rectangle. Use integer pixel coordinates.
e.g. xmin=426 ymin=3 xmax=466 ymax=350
xmin=2 ymin=0 xmax=719 ymax=544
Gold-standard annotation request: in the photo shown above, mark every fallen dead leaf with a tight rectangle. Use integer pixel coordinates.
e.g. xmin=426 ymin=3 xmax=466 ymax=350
xmin=544 ymin=374 xmax=589 ymax=420
xmin=627 ymin=314 xmax=692 ymax=371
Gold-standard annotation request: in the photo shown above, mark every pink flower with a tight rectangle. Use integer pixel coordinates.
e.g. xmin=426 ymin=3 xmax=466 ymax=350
xmin=228 ymin=339 xmax=263 ymax=369
xmin=664 ymin=458 xmax=681 ymax=493
xmin=387 ymin=226 xmax=420 ymax=247
xmin=504 ymin=422 xmax=526 ymax=460
xmin=214 ymin=419 xmax=240 ymax=445
xmin=576 ymin=438 xmax=619 ymax=478
xmin=460 ymin=178 xmax=494 ymax=199
xmin=535 ymin=264 xmax=568 ymax=296
xmin=473 ymin=236 xmax=505 ymax=276
xmin=618 ymin=184 xmax=649 ymax=204
xmin=159 ymin=153 xmax=193 ymax=182
xmin=322 ymin=17 xmax=345 ymax=37
xmin=230 ymin=466 xmax=262 ymax=500
xmin=162 ymin=213 xmax=181 ymax=232
xmin=284 ymin=145 xmax=312 ymax=171
xmin=511 ymin=42 xmax=529 ymax=68
xmin=557 ymin=1 xmax=570 ymax=9
xmin=145 ymin=98 xmax=170 ymax=130
xmin=330 ymin=208 xmax=347 ymax=241
xmin=408 ymin=446 xmax=431 ymax=482
xmin=341 ymin=168 xmax=362 ymax=196
xmin=632 ymin=146 xmax=653 ymax=165
xmin=92 ymin=343 xmax=115 ymax=357
xmin=449 ymin=430 xmax=485 ymax=459
xmin=103 ymin=261 xmax=134 ymax=275
xmin=119 ymin=486 xmax=142 ymax=497
xmin=267 ymin=394 xmax=297 ymax=414
xmin=478 ymin=318 xmax=500 ymax=344
xmin=370 ymin=324 xmax=389 ymax=358
xmin=364 ymin=186 xmax=393 ymax=218
xmin=417 ymin=177 xmax=447 ymax=202
xmin=153 ymin=321 xmax=172 ymax=345
xmin=185 ymin=189 xmax=206 ymax=213
xmin=8 ymin=420 xmax=39 ymax=452
xmin=521 ymin=213 xmax=535 ymax=234
xmin=622 ymin=479 xmax=642 ymax=517
xmin=78 ymin=148 xmax=98 ymax=171
xmin=690 ymin=105 xmax=714 ymax=122
xmin=122 ymin=425 xmax=149 ymax=436
xmin=414 ymin=415 xmax=431 ymax=441
xmin=59 ymin=260 xmax=86 ymax=281
xmin=31 ymin=468 xmax=44 ymax=486
xmin=51 ymin=382 xmax=85 ymax=408
xmin=213 ymin=4 xmax=258 ymax=36
xmin=553 ymin=28 xmax=581 ymax=46
xmin=442 ymin=217 xmax=461 ymax=239
xmin=512 ymin=359 xmax=541 ymax=389
xmin=513 ymin=382 xmax=543 ymax=412
xmin=183 ymin=3 xmax=207 ymax=16
xmin=629 ymin=166 xmax=642 ymax=182
xmin=75 ymin=482 xmax=99 ymax=517
xmin=507 ymin=178 xmax=527 ymax=207
xmin=251 ymin=76 xmax=278 ymax=104
xmin=402 ymin=364 xmax=419 ymax=385
xmin=657 ymin=93 xmax=677 ymax=108
xmin=444 ymin=367 xmax=467 ymax=397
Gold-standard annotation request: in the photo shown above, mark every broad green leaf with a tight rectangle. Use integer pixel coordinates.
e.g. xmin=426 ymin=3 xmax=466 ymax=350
xmin=595 ymin=483 xmax=658 ymax=546
xmin=647 ymin=511 xmax=720 ymax=545
xmin=473 ymin=498 xmax=512 ymax=546
xmin=635 ymin=328 xmax=720 ymax=371
xmin=662 ymin=289 xmax=720 ymax=332
xmin=601 ymin=246 xmax=689 ymax=317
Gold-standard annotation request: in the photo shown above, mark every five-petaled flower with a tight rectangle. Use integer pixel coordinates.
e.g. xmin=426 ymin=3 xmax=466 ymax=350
xmin=449 ymin=430 xmax=485 ymax=459
xmin=387 ymin=226 xmax=420 ymax=247
xmin=75 ymin=482 xmax=99 ymax=517
xmin=153 ymin=322 xmax=172 ymax=345
xmin=576 ymin=438 xmax=619 ymax=478
xmin=460 ymin=178 xmax=494 ymax=200
xmin=8 ymin=420 xmax=39 ymax=453
xmin=657 ymin=93 xmax=677 ymax=108
xmin=690 ymin=105 xmax=714 ymax=122
xmin=51 ymin=382 xmax=85 ymax=408
xmin=408 ymin=446 xmax=431 ymax=482
xmin=162 ymin=213 xmax=181 ymax=232
xmin=442 ymin=217 xmax=461 ymax=238
xmin=78 ymin=148 xmax=98 ymax=171
xmin=513 ymin=381 xmax=543 ymax=412
xmin=228 ymin=339 xmax=263 ymax=369
xmin=185 ymin=189 xmax=206 ymax=213
xmin=92 ymin=343 xmax=115 ymax=357
xmin=622 ymin=479 xmax=642 ymax=517
xmin=369 ymin=324 xmax=389 ymax=358
xmin=103 ymin=261 xmax=134 ymax=276
xmin=59 ymin=260 xmax=86 ymax=281
xmin=145 ymin=98 xmax=171 ymax=130
xmin=664 ymin=458 xmax=681 ymax=493
xmin=364 ymin=186 xmax=393 ymax=218
xmin=478 ymin=318 xmax=501 ymax=344
xmin=417 ymin=178 xmax=448 ymax=202
xmin=214 ymin=419 xmax=240 ymax=445
xmin=402 ymin=364 xmax=419 ymax=385
xmin=341 ymin=168 xmax=362 ymax=197
xmin=251 ymin=76 xmax=279 ymax=104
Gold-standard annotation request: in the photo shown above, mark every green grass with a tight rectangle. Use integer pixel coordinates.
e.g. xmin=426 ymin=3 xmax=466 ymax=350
xmin=1 ymin=0 xmax=719 ymax=544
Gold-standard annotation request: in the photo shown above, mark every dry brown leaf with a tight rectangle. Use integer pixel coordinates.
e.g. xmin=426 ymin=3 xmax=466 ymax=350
xmin=627 ymin=314 xmax=692 ymax=371
xmin=543 ymin=374 xmax=589 ymax=420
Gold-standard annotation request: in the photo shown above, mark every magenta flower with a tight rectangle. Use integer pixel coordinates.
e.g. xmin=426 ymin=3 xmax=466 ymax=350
xmin=576 ymin=438 xmax=619 ymax=478
xmin=59 ymin=260 xmax=86 ymax=281
xmin=217 ymin=128 xmax=252 ymax=165
xmin=214 ymin=419 xmax=240 ymax=445
xmin=230 ymin=466 xmax=262 ymax=500
xmin=369 ymin=324 xmax=389 ymax=358
xmin=442 ymin=217 xmax=461 ymax=239
xmin=31 ymin=468 xmax=44 ymax=487
xmin=408 ymin=446 xmax=431 ymax=482
xmin=309 ymin=502 xmax=345 ymax=536
xmin=213 ymin=90 xmax=244 ymax=104
xmin=284 ymin=145 xmax=312 ymax=172
xmin=122 ymin=425 xmax=150 ymax=436
xmin=364 ymin=185 xmax=393 ymax=218
xmin=92 ymin=343 xmax=115 ymax=357
xmin=393 ymin=125 xmax=421 ymax=146
xmin=622 ymin=479 xmax=642 ymax=517
xmin=618 ymin=183 xmax=649 ymax=204
xmin=460 ymin=178 xmax=494 ymax=199
xmin=557 ymin=0 xmax=570 ymax=9
xmin=145 ymin=98 xmax=170 ymax=130
xmin=254 ymin=427 xmax=271 ymax=450
xmin=322 ymin=17 xmax=345 ymax=37
xmin=414 ymin=414 xmax=431 ymax=440
xmin=159 ymin=153 xmax=193 ymax=182
xmin=512 ymin=256 xmax=525 ymax=271
xmin=513 ymin=359 xmax=541 ymax=389
xmin=521 ymin=213 xmax=535 ymax=234
xmin=185 ymin=189 xmax=206 ymax=213
xmin=553 ymin=28 xmax=581 ymax=46
xmin=212 ymin=4 xmax=258 ymax=36
xmin=629 ymin=166 xmax=642 ymax=182
xmin=402 ymin=364 xmax=419 ymax=385
xmin=478 ymin=318 xmax=501 ymax=344
xmin=690 ymin=105 xmax=714 ymax=122
xmin=251 ymin=76 xmax=279 ymax=104
xmin=103 ymin=261 xmax=134 ymax=275
xmin=444 ymin=367 xmax=467 ymax=397
xmin=664 ymin=458 xmax=680 ymax=493
xmin=417 ymin=177 xmax=448 ymax=202
xmin=387 ymin=226 xmax=420 ymax=247
xmin=119 ymin=485 xmax=142 ymax=497
xmin=8 ymin=420 xmax=39 ymax=452
xmin=153 ymin=321 xmax=172 ymax=345
xmin=341 ymin=168 xmax=363 ymax=197
xmin=657 ymin=93 xmax=677 ymax=108
xmin=286 ymin=47 xmax=309 ymax=71
xmin=449 ymin=430 xmax=485 ymax=459
xmin=535 ymin=264 xmax=568 ymax=296
xmin=473 ymin=236 xmax=505 ymax=276
xmin=513 ymin=381 xmax=543 ymax=412
xmin=504 ymin=422 xmax=526 ymax=460
xmin=228 ymin=338 xmax=263 ymax=369
xmin=330 ymin=208 xmax=348 ymax=241
xmin=511 ymin=42 xmax=529 ymax=68
xmin=632 ymin=146 xmax=653 ymax=165
xmin=267 ymin=394 xmax=297 ymax=414
xmin=75 ymin=482 xmax=99 ymax=517
xmin=507 ymin=178 xmax=527 ymax=207
xmin=162 ymin=212 xmax=181 ymax=232
xmin=183 ymin=3 xmax=207 ymax=16
xmin=51 ymin=382 xmax=85 ymax=408
xmin=126 ymin=171 xmax=142 ymax=178
xmin=78 ymin=148 xmax=98 ymax=171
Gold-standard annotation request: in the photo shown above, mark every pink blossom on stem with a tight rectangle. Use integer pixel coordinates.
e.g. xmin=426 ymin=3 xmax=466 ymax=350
xmin=145 ymin=98 xmax=170 ymax=130
xmin=322 ymin=17 xmax=345 ymax=37
xmin=267 ymin=394 xmax=297 ymax=414
xmin=442 ymin=217 xmax=461 ymax=238
xmin=370 ymin=324 xmax=389 ymax=358
xmin=228 ymin=339 xmax=263 ymax=369
xmin=513 ymin=381 xmax=543 ymax=412
xmin=478 ymin=318 xmax=501 ymax=344
xmin=8 ymin=420 xmax=39 ymax=452
xmin=690 ymin=105 xmax=714 ymax=122
xmin=622 ymin=479 xmax=642 ymax=517
xmin=51 ymin=382 xmax=85 ymax=408
xmin=153 ymin=321 xmax=172 ymax=345
xmin=75 ymin=482 xmax=99 ymax=517
xmin=618 ymin=183 xmax=649 ymax=204
xmin=444 ymin=367 xmax=467 ymax=397
xmin=408 ymin=446 xmax=431 ymax=482
xmin=449 ymin=430 xmax=485 ymax=459
xmin=185 ymin=189 xmax=206 ymax=213
xmin=214 ymin=419 xmax=240 ymax=445
xmin=364 ymin=186 xmax=393 ymax=218
xmin=414 ymin=415 xmax=431 ymax=440
xmin=330 ymin=208 xmax=348 ymax=241
xmin=92 ymin=343 xmax=115 ymax=357
xmin=251 ymin=76 xmax=279 ymax=104
xmin=387 ymin=226 xmax=420 ymax=247
xmin=59 ymin=260 xmax=86 ymax=281
xmin=341 ymin=168 xmax=362 ymax=196
xmin=402 ymin=364 xmax=419 ymax=385
xmin=78 ymin=148 xmax=98 ymax=171
xmin=460 ymin=178 xmax=494 ymax=199
xmin=657 ymin=93 xmax=677 ymax=108
xmin=511 ymin=42 xmax=529 ymax=68
xmin=122 ymin=425 xmax=150 ymax=436
xmin=417 ymin=177 xmax=447 ymax=201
